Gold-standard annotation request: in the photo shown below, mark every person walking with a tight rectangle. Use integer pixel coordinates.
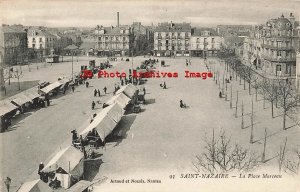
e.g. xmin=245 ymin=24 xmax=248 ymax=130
xmin=94 ymin=89 xmax=97 ymax=97
xmin=72 ymin=86 xmax=75 ymax=93
xmin=103 ymin=86 xmax=107 ymax=94
xmin=97 ymin=89 xmax=101 ymax=97
xmin=4 ymin=177 xmax=11 ymax=192
xmin=92 ymin=101 xmax=96 ymax=110
xmin=86 ymin=81 xmax=89 ymax=88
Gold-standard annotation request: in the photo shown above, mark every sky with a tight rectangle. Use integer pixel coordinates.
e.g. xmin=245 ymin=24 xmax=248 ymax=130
xmin=0 ymin=0 xmax=300 ymax=28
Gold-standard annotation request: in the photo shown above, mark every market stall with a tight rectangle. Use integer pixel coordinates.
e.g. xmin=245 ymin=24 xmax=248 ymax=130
xmin=80 ymin=103 xmax=124 ymax=143
xmin=106 ymin=92 xmax=131 ymax=109
xmin=40 ymin=81 xmax=63 ymax=95
xmin=17 ymin=179 xmax=52 ymax=192
xmin=115 ymin=83 xmax=138 ymax=99
xmin=42 ymin=146 xmax=84 ymax=189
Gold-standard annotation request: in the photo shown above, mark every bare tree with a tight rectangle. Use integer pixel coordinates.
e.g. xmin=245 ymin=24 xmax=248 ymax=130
xmin=283 ymin=148 xmax=300 ymax=175
xmin=259 ymin=78 xmax=278 ymax=118
xmin=193 ymin=129 xmax=260 ymax=173
xmin=277 ymin=79 xmax=300 ymax=130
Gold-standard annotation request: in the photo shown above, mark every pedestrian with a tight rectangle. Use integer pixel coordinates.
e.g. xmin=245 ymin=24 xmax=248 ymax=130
xmin=121 ymin=79 xmax=124 ymax=86
xmin=94 ymin=89 xmax=97 ymax=97
xmin=38 ymin=162 xmax=44 ymax=174
xmin=4 ymin=177 xmax=11 ymax=192
xmin=92 ymin=101 xmax=96 ymax=110
xmin=219 ymin=91 xmax=222 ymax=98
xmin=163 ymin=82 xmax=166 ymax=89
xmin=180 ymin=100 xmax=186 ymax=108
xmin=103 ymin=86 xmax=107 ymax=94
xmin=143 ymin=87 xmax=146 ymax=95
xmin=72 ymin=86 xmax=75 ymax=93
xmin=97 ymin=89 xmax=101 ymax=97
xmin=86 ymin=81 xmax=89 ymax=88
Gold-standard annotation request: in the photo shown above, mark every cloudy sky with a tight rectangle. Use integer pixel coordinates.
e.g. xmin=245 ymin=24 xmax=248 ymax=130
xmin=0 ymin=0 xmax=299 ymax=27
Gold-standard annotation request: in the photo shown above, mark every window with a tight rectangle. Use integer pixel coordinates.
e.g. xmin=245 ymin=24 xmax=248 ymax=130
xmin=212 ymin=38 xmax=215 ymax=43
xmin=196 ymin=38 xmax=199 ymax=43
xmin=46 ymin=38 xmax=48 ymax=42
xmin=277 ymin=51 xmax=281 ymax=56
xmin=123 ymin=37 xmax=126 ymax=41
xmin=204 ymin=38 xmax=207 ymax=43
xmin=116 ymin=37 xmax=119 ymax=41
xmin=39 ymin=44 xmax=43 ymax=49
xmin=32 ymin=44 xmax=35 ymax=48
xmin=32 ymin=38 xmax=35 ymax=42
xmin=39 ymin=38 xmax=42 ymax=42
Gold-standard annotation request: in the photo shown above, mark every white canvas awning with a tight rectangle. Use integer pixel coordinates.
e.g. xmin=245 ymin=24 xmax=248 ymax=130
xmin=40 ymin=81 xmax=63 ymax=94
xmin=0 ymin=100 xmax=18 ymax=117
xmin=23 ymin=87 xmax=40 ymax=100
xmin=80 ymin=103 xmax=124 ymax=142
xmin=106 ymin=93 xmax=131 ymax=109
xmin=116 ymin=84 xmax=138 ymax=99
xmin=42 ymin=146 xmax=84 ymax=179
xmin=11 ymin=93 xmax=33 ymax=106
xmin=65 ymin=180 xmax=92 ymax=192
xmin=17 ymin=179 xmax=52 ymax=192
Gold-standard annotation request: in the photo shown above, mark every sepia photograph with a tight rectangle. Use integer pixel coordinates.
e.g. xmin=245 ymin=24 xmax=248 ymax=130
xmin=0 ymin=0 xmax=300 ymax=191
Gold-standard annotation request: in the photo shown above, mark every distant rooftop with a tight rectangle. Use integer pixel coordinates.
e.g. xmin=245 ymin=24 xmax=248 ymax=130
xmin=155 ymin=22 xmax=191 ymax=32
xmin=0 ymin=25 xmax=26 ymax=34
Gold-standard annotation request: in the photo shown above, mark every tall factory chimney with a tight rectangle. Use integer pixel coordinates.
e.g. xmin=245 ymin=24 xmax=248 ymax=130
xmin=117 ymin=12 xmax=120 ymax=27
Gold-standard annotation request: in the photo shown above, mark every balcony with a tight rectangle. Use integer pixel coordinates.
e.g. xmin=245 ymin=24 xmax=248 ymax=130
xmin=157 ymin=36 xmax=162 ymax=39
xmin=262 ymin=54 xmax=296 ymax=62
xmin=262 ymin=44 xmax=293 ymax=51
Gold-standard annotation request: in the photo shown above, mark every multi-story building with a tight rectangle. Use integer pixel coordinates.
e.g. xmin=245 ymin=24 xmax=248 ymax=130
xmin=27 ymin=27 xmax=57 ymax=57
xmin=244 ymin=13 xmax=300 ymax=77
xmin=0 ymin=25 xmax=28 ymax=65
xmin=190 ymin=28 xmax=223 ymax=58
xmin=154 ymin=22 xmax=191 ymax=57
xmin=131 ymin=22 xmax=154 ymax=55
xmin=94 ymin=25 xmax=134 ymax=57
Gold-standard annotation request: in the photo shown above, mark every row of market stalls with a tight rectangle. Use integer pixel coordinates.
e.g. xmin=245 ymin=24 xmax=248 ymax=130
xmin=17 ymin=84 xmax=140 ymax=192
xmin=0 ymin=78 xmax=72 ymax=132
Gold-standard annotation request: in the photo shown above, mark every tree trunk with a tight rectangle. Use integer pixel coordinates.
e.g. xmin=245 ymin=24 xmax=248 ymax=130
xmin=283 ymin=110 xmax=286 ymax=130
xmin=271 ymin=100 xmax=274 ymax=118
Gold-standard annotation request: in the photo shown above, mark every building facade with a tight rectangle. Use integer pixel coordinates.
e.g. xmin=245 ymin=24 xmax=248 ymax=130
xmin=94 ymin=25 xmax=134 ymax=57
xmin=131 ymin=22 xmax=154 ymax=56
xmin=0 ymin=25 xmax=28 ymax=65
xmin=244 ymin=13 xmax=300 ymax=77
xmin=190 ymin=28 xmax=223 ymax=58
xmin=27 ymin=27 xmax=57 ymax=58
xmin=154 ymin=22 xmax=191 ymax=57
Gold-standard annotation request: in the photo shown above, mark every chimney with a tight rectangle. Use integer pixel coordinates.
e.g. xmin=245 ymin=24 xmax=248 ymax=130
xmin=117 ymin=12 xmax=120 ymax=27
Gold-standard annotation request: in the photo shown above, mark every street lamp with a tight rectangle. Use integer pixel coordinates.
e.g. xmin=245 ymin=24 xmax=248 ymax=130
xmin=64 ymin=44 xmax=78 ymax=81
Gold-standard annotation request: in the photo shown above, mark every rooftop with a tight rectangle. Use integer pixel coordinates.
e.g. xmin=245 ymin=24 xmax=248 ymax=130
xmin=155 ymin=22 xmax=191 ymax=32
xmin=0 ymin=25 xmax=27 ymax=34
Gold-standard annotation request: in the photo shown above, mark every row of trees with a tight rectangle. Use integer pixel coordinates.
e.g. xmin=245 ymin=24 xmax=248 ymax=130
xmin=194 ymin=54 xmax=300 ymax=174
xmin=223 ymin=56 xmax=300 ymax=130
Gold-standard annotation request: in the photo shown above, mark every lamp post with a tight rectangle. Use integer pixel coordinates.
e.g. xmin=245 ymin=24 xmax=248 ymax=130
xmin=64 ymin=44 xmax=78 ymax=82
xmin=131 ymin=51 xmax=134 ymax=83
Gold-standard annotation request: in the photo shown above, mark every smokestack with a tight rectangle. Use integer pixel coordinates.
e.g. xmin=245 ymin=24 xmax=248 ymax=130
xmin=117 ymin=12 xmax=119 ymax=27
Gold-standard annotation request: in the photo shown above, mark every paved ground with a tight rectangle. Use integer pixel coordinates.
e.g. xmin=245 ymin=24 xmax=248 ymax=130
xmin=0 ymin=56 xmax=299 ymax=192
